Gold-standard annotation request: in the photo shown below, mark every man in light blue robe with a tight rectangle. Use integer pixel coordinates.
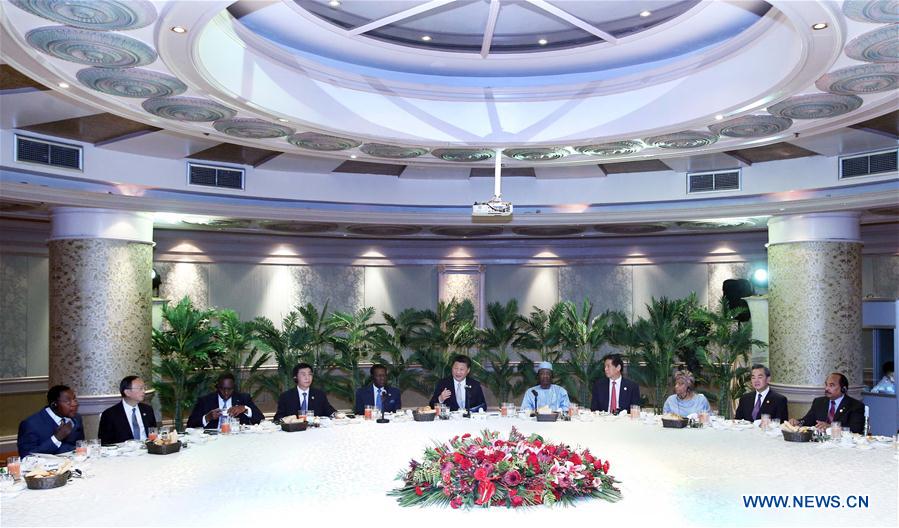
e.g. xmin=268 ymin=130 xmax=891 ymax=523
xmin=521 ymin=361 xmax=570 ymax=412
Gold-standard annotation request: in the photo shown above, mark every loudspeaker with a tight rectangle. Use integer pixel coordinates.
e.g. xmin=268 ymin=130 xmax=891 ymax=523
xmin=722 ymin=279 xmax=752 ymax=322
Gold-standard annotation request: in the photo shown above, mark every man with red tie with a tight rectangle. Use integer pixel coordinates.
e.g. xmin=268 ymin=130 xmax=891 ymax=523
xmin=790 ymin=372 xmax=865 ymax=434
xmin=590 ymin=354 xmax=640 ymax=414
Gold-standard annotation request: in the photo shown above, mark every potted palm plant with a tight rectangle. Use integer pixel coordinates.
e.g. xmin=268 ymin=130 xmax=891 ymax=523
xmin=370 ymin=308 xmax=429 ymax=397
xmin=329 ymin=306 xmax=380 ymax=403
xmin=556 ymin=300 xmax=610 ymax=405
xmin=476 ymin=299 xmax=523 ymax=405
xmin=253 ymin=311 xmax=313 ymax=400
xmin=212 ymin=309 xmax=271 ymax=398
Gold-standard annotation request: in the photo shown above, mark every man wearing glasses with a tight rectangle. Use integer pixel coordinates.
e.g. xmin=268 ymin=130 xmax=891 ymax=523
xmin=98 ymin=376 xmax=158 ymax=445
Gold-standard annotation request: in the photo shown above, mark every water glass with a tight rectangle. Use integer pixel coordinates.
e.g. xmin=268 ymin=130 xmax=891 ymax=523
xmin=770 ymin=418 xmax=781 ymax=430
xmin=629 ymin=405 xmax=641 ymax=419
xmin=88 ymin=439 xmax=101 ymax=458
xmin=6 ymin=456 xmax=20 ymax=480
xmin=831 ymin=421 xmax=842 ymax=441
xmin=760 ymin=413 xmax=771 ymax=430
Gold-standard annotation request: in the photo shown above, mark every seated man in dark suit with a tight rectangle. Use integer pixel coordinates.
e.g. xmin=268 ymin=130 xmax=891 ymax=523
xmin=98 ymin=375 xmax=158 ymax=444
xmin=187 ymin=372 xmax=264 ymax=429
xmin=734 ymin=364 xmax=789 ymax=422
xmin=790 ymin=372 xmax=865 ymax=434
xmin=428 ymin=354 xmax=487 ymax=412
xmin=17 ymin=385 xmax=84 ymax=457
xmin=354 ymin=364 xmax=401 ymax=415
xmin=274 ymin=363 xmax=337 ymax=420
xmin=590 ymin=353 xmax=640 ymax=414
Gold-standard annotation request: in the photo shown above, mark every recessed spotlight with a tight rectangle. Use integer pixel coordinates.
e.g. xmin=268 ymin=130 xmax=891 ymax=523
xmin=328 ymin=0 xmax=341 ymax=6
xmin=811 ymin=22 xmax=828 ymax=30
xmin=171 ymin=26 xmax=187 ymax=34
xmin=421 ymin=35 xmax=432 ymax=42
xmin=277 ymin=118 xmax=288 ymax=122
xmin=350 ymin=154 xmax=358 ymax=159
xmin=57 ymin=82 xmax=70 ymax=88
xmin=538 ymin=38 xmax=548 ymax=46
xmin=639 ymin=10 xmax=652 ymax=17
xmin=715 ymin=114 xmax=724 ymax=120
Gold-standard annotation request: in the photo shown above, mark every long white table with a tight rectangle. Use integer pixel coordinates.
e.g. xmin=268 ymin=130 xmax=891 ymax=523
xmin=2 ymin=415 xmax=896 ymax=527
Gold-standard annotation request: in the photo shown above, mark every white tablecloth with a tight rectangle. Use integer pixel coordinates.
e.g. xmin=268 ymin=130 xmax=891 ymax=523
xmin=2 ymin=416 xmax=896 ymax=528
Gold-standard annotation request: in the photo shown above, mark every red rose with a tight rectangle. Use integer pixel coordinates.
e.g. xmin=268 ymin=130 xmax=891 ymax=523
xmin=527 ymin=452 xmax=539 ymax=470
xmin=462 ymin=433 xmax=471 ymax=439
xmin=450 ymin=496 xmax=463 ymax=509
xmin=511 ymin=495 xmax=524 ymax=507
xmin=569 ymin=453 xmax=582 ymax=465
xmin=474 ymin=480 xmax=496 ymax=505
xmin=584 ymin=453 xmax=595 ymax=464
xmin=603 ymin=460 xmax=610 ymax=473
xmin=508 ymin=488 xmax=518 ymax=496
xmin=533 ymin=440 xmax=542 ymax=448
xmin=415 ymin=486 xmax=423 ymax=496
xmin=502 ymin=469 xmax=523 ymax=486
xmin=474 ymin=467 xmax=489 ymax=481
xmin=459 ymin=457 xmax=473 ymax=470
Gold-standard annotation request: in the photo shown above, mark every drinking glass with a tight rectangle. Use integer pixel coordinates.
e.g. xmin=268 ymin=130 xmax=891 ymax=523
xmin=220 ymin=416 xmax=233 ymax=434
xmin=147 ymin=427 xmax=158 ymax=442
xmin=500 ymin=403 xmax=510 ymax=417
xmin=760 ymin=413 xmax=771 ymax=430
xmin=569 ymin=403 xmax=579 ymax=418
xmin=770 ymin=418 xmax=781 ymax=430
xmin=831 ymin=421 xmax=842 ymax=441
xmin=0 ymin=472 xmax=15 ymax=492
xmin=74 ymin=441 xmax=88 ymax=463
xmin=699 ymin=410 xmax=710 ymax=424
xmin=364 ymin=405 xmax=374 ymax=420
xmin=6 ymin=457 xmax=20 ymax=480
xmin=305 ymin=410 xmax=315 ymax=421
xmin=629 ymin=405 xmax=641 ymax=419
xmin=88 ymin=439 xmax=101 ymax=459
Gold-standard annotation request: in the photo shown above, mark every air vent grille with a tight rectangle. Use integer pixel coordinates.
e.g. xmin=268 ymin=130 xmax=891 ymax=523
xmin=187 ymin=162 xmax=244 ymax=190
xmin=687 ymin=169 xmax=740 ymax=194
xmin=15 ymin=135 xmax=82 ymax=170
xmin=840 ymin=149 xmax=898 ymax=179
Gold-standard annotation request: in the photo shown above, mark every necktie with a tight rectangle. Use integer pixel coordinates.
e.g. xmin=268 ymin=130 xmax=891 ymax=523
xmin=131 ymin=407 xmax=141 ymax=440
xmin=301 ymin=392 xmax=308 ymax=414
xmin=827 ymin=401 xmax=835 ymax=423
xmin=752 ymin=393 xmax=762 ymax=420
xmin=610 ymin=381 xmax=618 ymax=413
xmin=376 ymin=389 xmax=382 ymax=410
xmin=456 ymin=382 xmax=465 ymax=410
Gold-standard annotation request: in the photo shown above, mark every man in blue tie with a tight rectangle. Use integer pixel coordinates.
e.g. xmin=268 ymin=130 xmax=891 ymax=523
xmin=354 ymin=364 xmax=401 ymax=415
xmin=734 ymin=365 xmax=789 ymax=423
xmin=187 ymin=372 xmax=264 ymax=429
xmin=98 ymin=375 xmax=158 ymax=444
xmin=17 ymin=385 xmax=84 ymax=456
xmin=274 ymin=363 xmax=337 ymax=420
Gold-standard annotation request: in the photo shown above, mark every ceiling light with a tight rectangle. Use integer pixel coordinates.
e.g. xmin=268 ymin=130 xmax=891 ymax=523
xmin=715 ymin=114 xmax=724 ymax=120
xmin=328 ymin=0 xmax=341 ymax=6
xmin=350 ymin=154 xmax=358 ymax=159
xmin=57 ymin=82 xmax=69 ymax=89
xmin=421 ymin=35 xmax=432 ymax=42
xmin=811 ymin=22 xmax=828 ymax=30
xmin=538 ymin=38 xmax=548 ymax=46
xmin=277 ymin=118 xmax=288 ymax=122
xmin=640 ymin=10 xmax=652 ymax=17
xmin=171 ymin=26 xmax=187 ymax=34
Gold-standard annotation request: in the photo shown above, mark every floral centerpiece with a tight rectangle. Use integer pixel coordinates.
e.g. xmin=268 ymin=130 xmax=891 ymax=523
xmin=389 ymin=427 xmax=621 ymax=509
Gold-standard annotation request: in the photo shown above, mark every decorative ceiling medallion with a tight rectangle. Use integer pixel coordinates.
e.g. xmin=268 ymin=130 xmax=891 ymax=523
xmin=430 ymin=148 xmax=495 ymax=162
xmin=645 ymin=131 xmax=718 ymax=149
xmin=593 ymin=223 xmax=668 ymax=235
xmin=815 ymin=63 xmax=899 ymax=95
xmin=842 ymin=0 xmax=899 ymax=23
xmin=503 ymin=147 xmax=569 ymax=161
xmin=213 ymin=118 xmax=294 ymax=139
xmin=286 ymin=132 xmax=361 ymax=151
xmin=767 ymin=93 xmax=863 ymax=119
xmin=845 ymin=25 xmax=899 ymax=63
xmin=258 ymin=221 xmax=339 ymax=233
xmin=575 ymin=141 xmax=644 ymax=157
xmin=512 ymin=226 xmax=585 ymax=237
xmin=346 ymin=224 xmax=422 ymax=236
xmin=11 ymin=0 xmax=157 ymax=30
xmin=75 ymin=67 xmax=186 ymax=98
xmin=25 ymin=26 xmax=157 ymax=68
xmin=708 ymin=115 xmax=793 ymax=138
xmin=676 ymin=220 xmax=757 ymax=231
xmin=142 ymin=97 xmax=237 ymax=122
xmin=360 ymin=144 xmax=428 ymax=159
xmin=868 ymin=206 xmax=899 ymax=216
xmin=430 ymin=226 xmax=503 ymax=237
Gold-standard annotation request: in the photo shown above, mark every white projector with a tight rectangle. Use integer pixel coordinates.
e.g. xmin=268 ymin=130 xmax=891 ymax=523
xmin=472 ymin=200 xmax=513 ymax=217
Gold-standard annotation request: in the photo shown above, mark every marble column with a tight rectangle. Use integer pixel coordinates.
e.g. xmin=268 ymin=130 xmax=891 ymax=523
xmin=49 ymin=208 xmax=154 ymax=436
xmin=767 ymin=212 xmax=864 ymax=418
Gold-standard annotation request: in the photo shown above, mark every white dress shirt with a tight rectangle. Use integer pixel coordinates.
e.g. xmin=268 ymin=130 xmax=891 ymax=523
xmin=44 ymin=407 xmax=69 ymax=448
xmin=201 ymin=395 xmax=251 ymax=427
xmin=608 ymin=376 xmax=622 ymax=412
xmin=122 ymin=400 xmax=146 ymax=440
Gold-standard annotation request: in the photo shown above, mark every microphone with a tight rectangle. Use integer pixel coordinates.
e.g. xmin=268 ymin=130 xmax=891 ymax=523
xmin=377 ymin=386 xmax=389 ymax=424
xmin=531 ymin=389 xmax=539 ymax=411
